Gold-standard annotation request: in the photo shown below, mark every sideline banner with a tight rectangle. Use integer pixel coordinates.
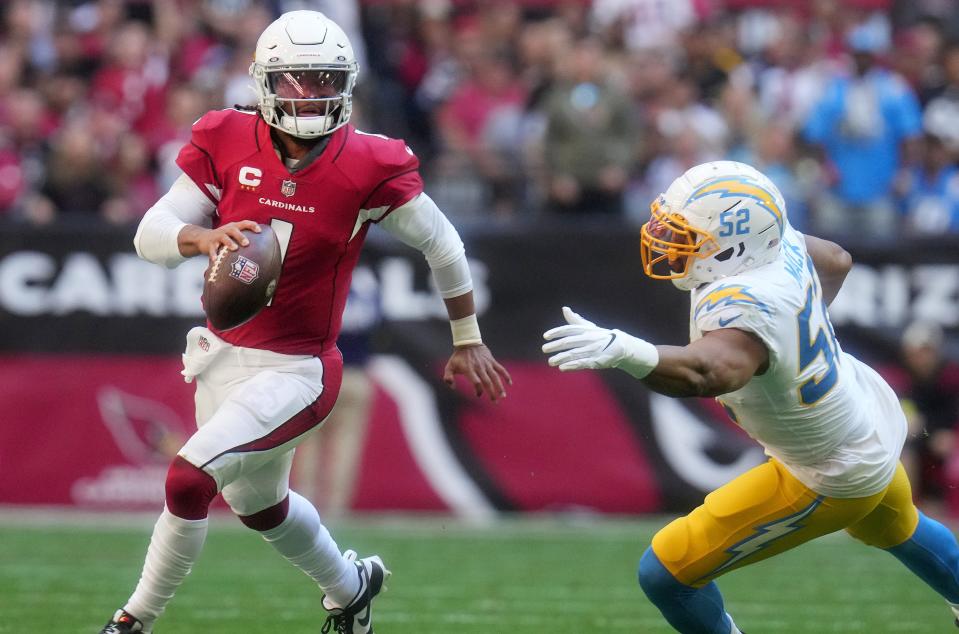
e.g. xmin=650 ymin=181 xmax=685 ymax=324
xmin=1 ymin=223 xmax=956 ymax=513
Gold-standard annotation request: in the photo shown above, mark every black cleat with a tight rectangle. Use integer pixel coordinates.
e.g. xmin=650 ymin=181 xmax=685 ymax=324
xmin=99 ymin=609 xmax=144 ymax=633
xmin=321 ymin=550 xmax=390 ymax=634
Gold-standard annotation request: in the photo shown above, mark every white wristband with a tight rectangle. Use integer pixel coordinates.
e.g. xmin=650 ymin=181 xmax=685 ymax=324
xmin=450 ymin=314 xmax=483 ymax=347
xmin=612 ymin=330 xmax=660 ymax=379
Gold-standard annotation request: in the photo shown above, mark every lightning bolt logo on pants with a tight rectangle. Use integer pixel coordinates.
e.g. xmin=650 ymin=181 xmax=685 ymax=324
xmin=696 ymin=496 xmax=824 ymax=582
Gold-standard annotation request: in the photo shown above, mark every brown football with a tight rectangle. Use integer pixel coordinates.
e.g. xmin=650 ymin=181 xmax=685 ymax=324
xmin=202 ymin=224 xmax=281 ymax=331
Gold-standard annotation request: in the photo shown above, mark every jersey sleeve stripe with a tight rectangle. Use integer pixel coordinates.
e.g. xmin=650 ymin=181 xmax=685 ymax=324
xmin=190 ymin=141 xmax=221 ymax=188
xmin=369 ymin=191 xmax=421 ymax=224
xmin=358 ymin=167 xmax=420 ymax=212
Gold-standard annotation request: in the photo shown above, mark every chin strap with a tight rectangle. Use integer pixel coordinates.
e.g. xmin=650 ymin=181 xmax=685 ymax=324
xmin=279 ymin=113 xmax=337 ymax=139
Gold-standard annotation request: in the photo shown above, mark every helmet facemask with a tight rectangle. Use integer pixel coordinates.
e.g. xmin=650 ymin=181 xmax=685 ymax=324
xmin=252 ymin=63 xmax=357 ymax=139
xmin=641 ymin=196 xmax=720 ymax=288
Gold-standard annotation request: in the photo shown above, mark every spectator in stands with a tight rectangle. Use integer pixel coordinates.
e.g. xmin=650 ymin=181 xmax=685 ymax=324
xmin=739 ymin=122 xmax=811 ymax=233
xmin=886 ymin=322 xmax=959 ymax=508
xmin=90 ymin=19 xmax=168 ymax=136
xmin=36 ymin=71 xmax=87 ymax=131
xmin=0 ymin=86 xmax=54 ymax=223
xmin=755 ymin=16 xmax=831 ymax=130
xmin=154 ymin=83 xmax=211 ymax=191
xmin=514 ymin=17 xmax=574 ymax=204
xmin=803 ymin=22 xmax=922 ymax=240
xmin=898 ymin=132 xmax=959 ymax=234
xmin=102 ymin=133 xmax=158 ymax=225
xmin=631 ymin=125 xmax=710 ymax=225
xmin=923 ymin=41 xmax=959 ymax=153
xmin=542 ymin=37 xmax=637 ymax=216
xmin=38 ymin=119 xmax=111 ymax=221
xmin=0 ymin=0 xmax=957 ymax=229
xmin=0 ymin=44 xmax=26 ymax=98
xmin=2 ymin=86 xmax=54 ymax=152
xmin=892 ymin=16 xmax=946 ymax=105
xmin=0 ymin=146 xmax=25 ymax=216
xmin=719 ymin=82 xmax=758 ymax=163
xmin=436 ymin=45 xmax=527 ymax=217
xmin=590 ymin=0 xmax=698 ymax=53
xmin=682 ymin=20 xmax=742 ymax=104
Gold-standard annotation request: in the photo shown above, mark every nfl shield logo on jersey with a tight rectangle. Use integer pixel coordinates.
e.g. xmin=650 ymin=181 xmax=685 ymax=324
xmin=229 ymin=255 xmax=259 ymax=284
xmin=281 ymin=179 xmax=296 ymax=197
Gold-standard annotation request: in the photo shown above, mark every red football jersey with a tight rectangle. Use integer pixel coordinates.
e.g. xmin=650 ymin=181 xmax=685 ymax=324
xmin=176 ymin=108 xmax=423 ymax=355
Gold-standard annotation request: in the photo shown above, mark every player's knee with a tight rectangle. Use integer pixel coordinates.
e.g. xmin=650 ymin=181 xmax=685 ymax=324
xmin=846 ymin=503 xmax=919 ymax=549
xmin=639 ymin=546 xmax=684 ymax=602
xmin=165 ymin=456 xmax=218 ymax=520
xmin=237 ymin=496 xmax=290 ymax=531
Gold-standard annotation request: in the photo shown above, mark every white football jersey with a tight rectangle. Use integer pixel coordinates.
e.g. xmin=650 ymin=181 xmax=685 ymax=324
xmin=689 ymin=225 xmax=907 ymax=498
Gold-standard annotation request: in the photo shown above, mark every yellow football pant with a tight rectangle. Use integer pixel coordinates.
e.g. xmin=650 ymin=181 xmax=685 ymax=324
xmin=652 ymin=459 xmax=919 ymax=587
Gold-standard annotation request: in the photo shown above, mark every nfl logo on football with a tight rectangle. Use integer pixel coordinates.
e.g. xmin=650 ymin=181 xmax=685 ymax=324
xmin=281 ymin=179 xmax=296 ymax=197
xmin=229 ymin=256 xmax=260 ymax=284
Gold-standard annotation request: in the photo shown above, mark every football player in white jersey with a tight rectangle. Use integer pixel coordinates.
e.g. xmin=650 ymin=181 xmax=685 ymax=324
xmin=542 ymin=161 xmax=959 ymax=633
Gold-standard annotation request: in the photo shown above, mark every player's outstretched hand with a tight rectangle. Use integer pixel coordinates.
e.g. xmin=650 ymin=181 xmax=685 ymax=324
xmin=543 ymin=307 xmax=658 ymax=377
xmin=444 ymin=343 xmax=512 ymax=402
xmin=179 ymin=221 xmax=263 ymax=261
xmin=543 ymin=306 xmax=621 ymax=371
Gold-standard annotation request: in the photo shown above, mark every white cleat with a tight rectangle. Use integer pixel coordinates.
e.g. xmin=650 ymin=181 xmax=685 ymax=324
xmin=321 ymin=550 xmax=391 ymax=634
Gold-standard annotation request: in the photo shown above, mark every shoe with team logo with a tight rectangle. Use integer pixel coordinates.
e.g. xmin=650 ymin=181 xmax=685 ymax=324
xmin=99 ymin=609 xmax=145 ymax=634
xmin=321 ymin=550 xmax=390 ymax=634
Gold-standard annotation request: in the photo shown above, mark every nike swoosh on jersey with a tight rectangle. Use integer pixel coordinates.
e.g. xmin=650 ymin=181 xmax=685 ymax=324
xmin=718 ymin=314 xmax=742 ymax=327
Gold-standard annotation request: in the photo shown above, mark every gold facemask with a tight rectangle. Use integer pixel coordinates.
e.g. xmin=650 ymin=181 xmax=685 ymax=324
xmin=640 ymin=197 xmax=720 ymax=281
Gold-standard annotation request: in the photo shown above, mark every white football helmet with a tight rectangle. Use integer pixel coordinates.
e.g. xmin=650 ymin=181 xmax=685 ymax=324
xmin=640 ymin=161 xmax=787 ymax=291
xmin=250 ymin=11 xmax=358 ymax=139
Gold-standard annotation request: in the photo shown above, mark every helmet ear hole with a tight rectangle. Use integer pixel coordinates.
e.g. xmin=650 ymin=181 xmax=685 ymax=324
xmin=714 ymin=247 xmax=734 ymax=262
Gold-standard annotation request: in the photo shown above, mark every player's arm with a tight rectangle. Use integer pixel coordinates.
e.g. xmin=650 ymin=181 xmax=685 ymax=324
xmin=134 ymin=173 xmax=260 ymax=266
xmin=542 ymin=307 xmax=768 ymax=398
xmin=378 ymin=193 xmax=512 ymax=401
xmin=802 ymin=233 xmax=852 ymax=306
xmin=641 ymin=329 xmax=767 ymax=397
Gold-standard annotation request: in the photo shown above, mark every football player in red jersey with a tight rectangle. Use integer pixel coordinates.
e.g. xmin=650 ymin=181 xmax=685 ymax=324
xmin=99 ymin=11 xmax=511 ymax=634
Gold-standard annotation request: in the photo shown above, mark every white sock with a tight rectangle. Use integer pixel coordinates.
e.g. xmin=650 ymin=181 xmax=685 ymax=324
xmin=948 ymin=600 xmax=959 ymax=619
xmin=260 ymin=491 xmax=359 ymax=607
xmin=125 ymin=507 xmax=208 ymax=629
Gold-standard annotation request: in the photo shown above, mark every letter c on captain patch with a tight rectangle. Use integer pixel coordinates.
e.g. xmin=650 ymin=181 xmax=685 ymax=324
xmin=238 ymin=166 xmax=262 ymax=188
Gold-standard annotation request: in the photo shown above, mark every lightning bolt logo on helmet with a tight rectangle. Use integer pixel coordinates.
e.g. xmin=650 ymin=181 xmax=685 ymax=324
xmin=686 ymin=176 xmax=785 ymax=233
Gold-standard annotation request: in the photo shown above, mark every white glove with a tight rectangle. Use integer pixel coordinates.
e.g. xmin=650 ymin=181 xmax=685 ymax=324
xmin=542 ymin=306 xmax=659 ymax=378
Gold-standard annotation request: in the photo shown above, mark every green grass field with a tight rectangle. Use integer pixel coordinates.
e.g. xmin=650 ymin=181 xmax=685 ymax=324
xmin=0 ymin=512 xmax=951 ymax=633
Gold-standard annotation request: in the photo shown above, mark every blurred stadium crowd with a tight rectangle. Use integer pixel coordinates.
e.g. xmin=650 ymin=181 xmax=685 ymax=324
xmin=2 ymin=0 xmax=959 ymax=237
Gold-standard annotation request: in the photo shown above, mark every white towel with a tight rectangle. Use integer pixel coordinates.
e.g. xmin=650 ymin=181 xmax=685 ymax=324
xmin=181 ymin=327 xmax=225 ymax=383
